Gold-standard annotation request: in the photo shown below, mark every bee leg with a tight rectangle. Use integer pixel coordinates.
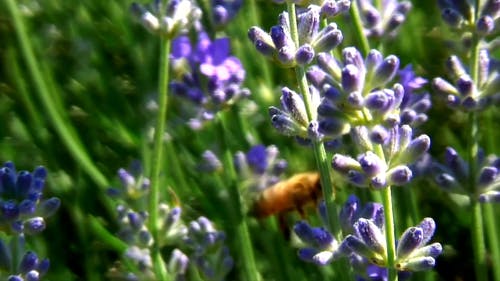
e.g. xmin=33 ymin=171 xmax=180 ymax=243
xmin=277 ymin=213 xmax=291 ymax=239
xmin=297 ymin=205 xmax=306 ymax=219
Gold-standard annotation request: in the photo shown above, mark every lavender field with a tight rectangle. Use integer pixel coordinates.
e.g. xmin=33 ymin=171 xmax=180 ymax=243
xmin=1 ymin=0 xmax=500 ymax=280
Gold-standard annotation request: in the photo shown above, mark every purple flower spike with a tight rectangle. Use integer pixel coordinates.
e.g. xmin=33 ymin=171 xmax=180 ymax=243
xmin=395 ymin=218 xmax=441 ymax=272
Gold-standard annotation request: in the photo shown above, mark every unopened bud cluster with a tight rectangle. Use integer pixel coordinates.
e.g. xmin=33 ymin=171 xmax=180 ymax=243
xmin=397 ymin=65 xmax=431 ymax=127
xmin=295 ymin=195 xmax=442 ymax=278
xmin=170 ymin=30 xmax=250 ymax=130
xmin=234 ymin=145 xmax=288 ymax=193
xmin=438 ymin=0 xmax=500 ymax=36
xmin=211 ymin=0 xmax=243 ymax=28
xmin=434 ymin=147 xmax=500 ymax=203
xmin=432 ymin=50 xmax=500 ymax=111
xmin=0 ymin=162 xmax=60 ymax=280
xmin=332 ymin=125 xmax=430 ymax=189
xmin=248 ymin=6 xmax=344 ymax=67
xmin=131 ymin=0 xmax=201 ymax=38
xmin=106 ymin=165 xmax=233 ymax=280
xmin=309 ymin=48 xmax=404 ymax=138
xmin=356 ymin=0 xmax=412 ymax=39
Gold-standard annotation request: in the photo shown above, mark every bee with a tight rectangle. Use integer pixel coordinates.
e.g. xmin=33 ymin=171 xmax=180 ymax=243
xmin=250 ymin=172 xmax=322 ymax=219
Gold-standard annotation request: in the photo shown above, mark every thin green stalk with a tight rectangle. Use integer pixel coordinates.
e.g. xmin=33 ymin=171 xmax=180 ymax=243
xmin=484 ymin=203 xmax=500 ymax=281
xmin=7 ymin=49 xmax=47 ymax=140
xmin=148 ymin=35 xmax=172 ymax=280
xmin=372 ymin=143 xmax=397 ymax=281
xmin=6 ymin=0 xmax=108 ymax=189
xmin=218 ymin=113 xmax=260 ymax=281
xmin=465 ymin=112 xmax=487 ymax=281
xmin=89 ymin=215 xmax=128 ymax=252
xmin=286 ymin=3 xmax=351 ymax=280
xmin=466 ymin=0 xmax=488 ymax=273
xmin=381 ymin=186 xmax=397 ymax=281
xmin=349 ymin=0 xmax=370 ymax=56
xmin=285 ymin=0 xmax=340 ymax=235
xmin=471 ymin=200 xmax=487 ymax=281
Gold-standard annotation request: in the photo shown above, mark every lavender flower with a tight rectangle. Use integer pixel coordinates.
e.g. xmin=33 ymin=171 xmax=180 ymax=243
xmin=198 ymin=150 xmax=223 ymax=173
xmin=107 ymin=163 xmax=151 ymax=203
xmin=130 ymin=0 xmax=202 ymax=38
xmin=432 ymin=50 xmax=500 ymax=111
xmin=211 ymin=0 xmax=243 ymax=28
xmin=168 ymin=249 xmax=189 ymax=281
xmin=184 ymin=217 xmax=233 ymax=281
xmin=356 ymin=0 xmax=412 ymax=39
xmin=331 ymin=125 xmax=430 ymax=189
xmin=269 ymin=86 xmax=336 ymax=142
xmin=271 ymin=0 xmax=351 ymax=19
xmin=343 ymin=217 xmax=442 ymax=272
xmin=234 ymin=144 xmax=288 ymax=193
xmin=311 ymin=48 xmax=405 ymax=139
xmin=294 ymin=195 xmax=383 ymax=267
xmin=248 ymin=6 xmax=343 ymax=67
xmin=337 ymin=194 xmax=384 ymax=235
xmin=0 ymin=236 xmax=50 ymax=280
xmin=434 ymin=147 xmax=500 ymax=203
xmin=438 ymin=0 xmax=500 ymax=36
xmin=170 ymin=31 xmax=250 ymax=129
xmin=397 ymin=65 xmax=431 ymax=127
xmin=0 ymin=162 xmax=60 ymax=235
xmin=107 ymin=166 xmax=189 ymax=280
xmin=293 ymin=220 xmax=343 ymax=265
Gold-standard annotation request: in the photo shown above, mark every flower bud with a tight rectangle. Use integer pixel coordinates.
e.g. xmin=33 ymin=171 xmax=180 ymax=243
xmin=281 ymin=88 xmax=308 ymax=126
xmin=476 ymin=15 xmax=494 ymax=35
xmin=342 ymin=65 xmax=363 ymax=93
xmin=387 ymin=165 xmax=412 ymax=186
xmin=432 ymin=77 xmax=459 ymax=95
xmin=479 ymin=191 xmax=500 ymax=203
xmin=298 ymin=6 xmax=320 ymax=43
xmin=397 ymin=227 xmax=423 ymax=259
xmin=359 ymin=152 xmax=386 ymax=177
xmin=168 ymin=249 xmax=189 ymax=275
xmin=441 ymin=8 xmax=463 ymax=27
xmin=296 ymin=44 xmax=315 ymax=64
xmin=312 ymin=24 xmax=343 ymax=52
xmin=372 ymin=55 xmax=400 ymax=88
xmin=332 ymin=154 xmax=360 ymax=174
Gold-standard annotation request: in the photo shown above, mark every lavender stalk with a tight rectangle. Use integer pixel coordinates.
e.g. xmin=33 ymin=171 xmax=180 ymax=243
xmin=285 ymin=0 xmax=341 ymax=238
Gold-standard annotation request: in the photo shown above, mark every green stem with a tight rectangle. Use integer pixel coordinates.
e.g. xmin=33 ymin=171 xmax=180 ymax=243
xmin=149 ymin=35 xmax=172 ymax=280
xmin=218 ymin=113 xmax=260 ymax=281
xmin=6 ymin=0 xmax=108 ymax=189
xmin=471 ymin=201 xmax=487 ymax=281
xmin=484 ymin=203 xmax=500 ymax=281
xmin=286 ymin=1 xmax=340 ymax=235
xmin=349 ymin=0 xmax=370 ymax=56
xmin=89 ymin=215 xmax=128 ymax=252
xmin=381 ymin=186 xmax=397 ymax=281
xmin=373 ymin=142 xmax=396 ymax=281
xmin=466 ymin=20 xmax=487 ymax=277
